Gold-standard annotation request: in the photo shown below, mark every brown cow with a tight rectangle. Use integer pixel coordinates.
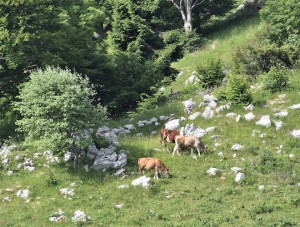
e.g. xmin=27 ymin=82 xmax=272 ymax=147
xmin=138 ymin=157 xmax=169 ymax=179
xmin=159 ymin=129 xmax=180 ymax=151
xmin=173 ymin=135 xmax=207 ymax=157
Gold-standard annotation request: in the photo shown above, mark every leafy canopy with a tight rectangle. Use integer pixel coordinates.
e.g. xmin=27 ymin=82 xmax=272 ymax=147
xmin=14 ymin=66 xmax=107 ymax=149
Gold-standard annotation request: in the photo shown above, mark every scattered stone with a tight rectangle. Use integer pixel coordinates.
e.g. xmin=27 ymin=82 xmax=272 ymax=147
xmin=226 ymin=112 xmax=237 ymax=118
xmin=207 ymin=167 xmax=221 ymax=176
xmin=274 ymin=110 xmax=288 ymax=117
xmin=231 ymin=144 xmax=244 ymax=151
xmin=182 ymin=99 xmax=196 ymax=114
xmin=202 ymin=106 xmax=214 ymax=119
xmin=165 ymin=119 xmax=181 ymax=130
xmin=258 ymin=185 xmax=265 ymax=190
xmin=256 ymin=115 xmax=271 ymax=128
xmin=236 ymin=115 xmax=241 ymax=122
xmin=244 ymin=112 xmax=255 ymax=121
xmin=235 ymin=172 xmax=245 ymax=183
xmin=291 ymin=130 xmax=300 ymax=139
xmin=71 ymin=210 xmax=91 ymax=222
xmin=60 ymin=188 xmax=74 ymax=198
xmin=16 ymin=189 xmax=30 ymax=199
xmin=117 ymin=184 xmax=129 ymax=189
xmin=244 ymin=104 xmax=254 ymax=110
xmin=188 ymin=112 xmax=201 ymax=120
xmin=288 ymin=103 xmax=300 ymax=109
xmin=203 ymin=95 xmax=218 ymax=103
xmin=7 ymin=171 xmax=13 ymax=176
xmin=274 ymin=121 xmax=284 ymax=130
xmin=231 ymin=167 xmax=242 ymax=174
xmin=289 ymin=154 xmax=295 ymax=158
xmin=115 ymin=204 xmax=123 ymax=209
xmin=132 ymin=176 xmax=151 ymax=188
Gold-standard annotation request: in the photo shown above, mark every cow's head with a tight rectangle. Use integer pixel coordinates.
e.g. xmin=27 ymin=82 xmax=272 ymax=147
xmin=161 ymin=129 xmax=170 ymax=140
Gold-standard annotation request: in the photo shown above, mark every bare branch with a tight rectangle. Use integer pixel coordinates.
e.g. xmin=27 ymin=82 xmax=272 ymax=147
xmin=192 ymin=0 xmax=206 ymax=9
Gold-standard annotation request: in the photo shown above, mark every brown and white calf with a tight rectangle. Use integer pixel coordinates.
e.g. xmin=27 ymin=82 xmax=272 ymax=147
xmin=173 ymin=135 xmax=207 ymax=157
xmin=138 ymin=157 xmax=169 ymax=179
xmin=159 ymin=129 xmax=180 ymax=151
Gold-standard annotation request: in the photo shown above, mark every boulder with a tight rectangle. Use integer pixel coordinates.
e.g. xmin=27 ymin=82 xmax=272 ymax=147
xmin=132 ymin=176 xmax=151 ymax=188
xmin=165 ymin=119 xmax=181 ymax=130
xmin=256 ymin=115 xmax=271 ymax=128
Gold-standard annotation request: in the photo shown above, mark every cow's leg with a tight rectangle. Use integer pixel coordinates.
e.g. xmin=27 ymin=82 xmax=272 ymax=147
xmin=139 ymin=167 xmax=144 ymax=175
xmin=196 ymin=147 xmax=201 ymax=157
xmin=190 ymin=148 xmax=194 ymax=155
xmin=154 ymin=166 xmax=159 ymax=179
xmin=172 ymin=145 xmax=177 ymax=156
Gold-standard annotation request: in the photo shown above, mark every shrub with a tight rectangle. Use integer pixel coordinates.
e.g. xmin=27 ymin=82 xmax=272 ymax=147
xmin=197 ymin=58 xmax=226 ymax=89
xmin=262 ymin=67 xmax=290 ymax=93
xmin=218 ymin=74 xmax=253 ymax=105
xmin=13 ymin=66 xmax=108 ymax=150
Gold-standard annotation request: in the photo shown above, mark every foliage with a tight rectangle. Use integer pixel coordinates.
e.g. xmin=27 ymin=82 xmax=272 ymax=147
xmin=218 ymin=74 xmax=253 ymax=105
xmin=233 ymin=39 xmax=299 ymax=77
xmin=260 ymin=0 xmax=300 ymax=47
xmin=197 ymin=58 xmax=226 ymax=89
xmin=13 ymin=66 xmax=107 ymax=149
xmin=262 ymin=67 xmax=290 ymax=93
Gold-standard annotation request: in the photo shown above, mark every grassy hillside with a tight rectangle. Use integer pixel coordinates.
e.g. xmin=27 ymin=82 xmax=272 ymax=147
xmin=1 ymin=16 xmax=300 ymax=226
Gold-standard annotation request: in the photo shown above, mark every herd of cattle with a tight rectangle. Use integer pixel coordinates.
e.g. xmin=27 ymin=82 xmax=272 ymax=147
xmin=138 ymin=128 xmax=208 ymax=179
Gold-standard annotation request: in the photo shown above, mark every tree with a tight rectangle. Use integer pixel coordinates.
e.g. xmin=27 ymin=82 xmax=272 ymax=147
xmin=167 ymin=0 xmax=234 ymax=33
xmin=13 ymin=66 xmax=107 ymax=149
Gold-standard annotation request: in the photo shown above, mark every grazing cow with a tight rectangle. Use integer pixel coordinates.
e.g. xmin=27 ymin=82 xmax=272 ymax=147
xmin=159 ymin=129 xmax=180 ymax=151
xmin=138 ymin=157 xmax=169 ymax=179
xmin=173 ymin=135 xmax=207 ymax=157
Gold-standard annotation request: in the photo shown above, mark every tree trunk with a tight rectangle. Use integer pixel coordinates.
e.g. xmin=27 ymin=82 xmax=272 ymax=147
xmin=184 ymin=0 xmax=193 ymax=33
xmin=184 ymin=20 xmax=192 ymax=33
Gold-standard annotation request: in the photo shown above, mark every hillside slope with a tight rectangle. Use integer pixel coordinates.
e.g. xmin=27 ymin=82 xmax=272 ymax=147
xmin=1 ymin=16 xmax=300 ymax=226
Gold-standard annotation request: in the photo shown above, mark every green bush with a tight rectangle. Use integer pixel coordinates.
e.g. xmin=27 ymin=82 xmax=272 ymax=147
xmin=218 ymin=74 xmax=253 ymax=105
xmin=197 ymin=58 xmax=226 ymax=89
xmin=13 ymin=66 xmax=108 ymax=150
xmin=262 ymin=67 xmax=290 ymax=93
xmin=233 ymin=41 xmax=298 ymax=77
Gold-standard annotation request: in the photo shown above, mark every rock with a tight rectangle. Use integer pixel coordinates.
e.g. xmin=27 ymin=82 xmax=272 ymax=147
xmin=288 ymin=103 xmax=300 ymax=109
xmin=185 ymin=75 xmax=200 ymax=85
xmin=235 ymin=172 xmax=245 ymax=183
xmin=182 ymin=99 xmax=196 ymax=114
xmin=244 ymin=104 xmax=254 ymax=110
xmin=124 ymin=124 xmax=135 ymax=131
xmin=60 ymin=188 xmax=74 ymax=198
xmin=274 ymin=110 xmax=288 ymax=117
xmin=273 ymin=121 xmax=284 ymax=130
xmin=205 ymin=126 xmax=216 ymax=133
xmin=236 ymin=115 xmax=241 ymax=122
xmin=208 ymin=100 xmax=217 ymax=109
xmin=244 ymin=112 xmax=255 ymax=121
xmin=207 ymin=167 xmax=221 ymax=176
xmin=231 ymin=167 xmax=242 ymax=174
xmin=216 ymin=104 xmax=230 ymax=113
xmin=291 ymin=130 xmax=300 ymax=138
xmin=203 ymin=95 xmax=218 ymax=103
xmin=202 ymin=107 xmax=214 ymax=119
xmin=181 ymin=123 xmax=206 ymax=138
xmin=16 ymin=189 xmax=30 ymax=199
xmin=256 ymin=115 xmax=271 ymax=128
xmin=132 ymin=176 xmax=151 ymax=188
xmin=226 ymin=112 xmax=237 ymax=118
xmin=231 ymin=144 xmax=244 ymax=151
xmin=117 ymin=184 xmax=129 ymax=189
xmin=188 ymin=112 xmax=201 ymax=120
xmin=71 ymin=210 xmax=91 ymax=222
xmin=165 ymin=119 xmax=181 ymax=130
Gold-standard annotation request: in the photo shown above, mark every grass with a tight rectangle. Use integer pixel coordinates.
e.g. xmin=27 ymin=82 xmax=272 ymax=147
xmin=1 ymin=15 xmax=300 ymax=226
